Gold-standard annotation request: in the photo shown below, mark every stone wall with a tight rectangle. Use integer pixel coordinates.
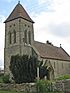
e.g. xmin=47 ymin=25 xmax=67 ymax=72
xmin=0 ymin=83 xmax=36 ymax=92
xmin=0 ymin=80 xmax=70 ymax=93
xmin=63 ymin=79 xmax=70 ymax=93
xmin=55 ymin=79 xmax=70 ymax=93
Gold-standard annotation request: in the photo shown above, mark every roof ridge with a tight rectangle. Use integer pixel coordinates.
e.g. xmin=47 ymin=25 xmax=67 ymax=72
xmin=34 ymin=40 xmax=46 ymax=45
xmin=60 ymin=46 xmax=70 ymax=57
xmin=34 ymin=40 xmax=60 ymax=48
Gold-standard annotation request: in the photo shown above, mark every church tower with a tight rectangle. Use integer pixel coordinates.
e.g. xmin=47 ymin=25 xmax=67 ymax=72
xmin=4 ymin=2 xmax=34 ymax=75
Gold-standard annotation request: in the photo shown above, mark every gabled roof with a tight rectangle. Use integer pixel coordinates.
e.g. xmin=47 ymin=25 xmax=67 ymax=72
xmin=4 ymin=3 xmax=34 ymax=23
xmin=33 ymin=41 xmax=70 ymax=61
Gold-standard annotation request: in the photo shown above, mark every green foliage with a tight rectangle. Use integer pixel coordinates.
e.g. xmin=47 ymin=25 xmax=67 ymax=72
xmin=0 ymin=78 xmax=3 ymax=83
xmin=10 ymin=55 xmax=37 ymax=83
xmin=36 ymin=80 xmax=54 ymax=93
xmin=0 ymin=74 xmax=10 ymax=83
xmin=0 ymin=74 xmax=4 ymax=83
xmin=55 ymin=75 xmax=70 ymax=80
xmin=3 ymin=75 xmax=10 ymax=83
xmin=10 ymin=54 xmax=51 ymax=83
xmin=0 ymin=74 xmax=11 ymax=83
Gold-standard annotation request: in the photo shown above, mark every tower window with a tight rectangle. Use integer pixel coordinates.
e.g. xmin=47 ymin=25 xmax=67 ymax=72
xmin=24 ymin=30 xmax=27 ymax=44
xmin=62 ymin=63 xmax=64 ymax=68
xmin=28 ymin=25 xmax=30 ymax=28
xmin=19 ymin=19 xmax=21 ymax=22
xmin=54 ymin=62 xmax=56 ymax=68
xmin=25 ymin=24 xmax=26 ymax=27
xmin=13 ymin=24 xmax=15 ymax=26
xmin=28 ymin=31 xmax=31 ymax=44
xmin=9 ymin=33 xmax=12 ymax=44
xmin=13 ymin=30 xmax=16 ymax=43
xmin=10 ymin=25 xmax=12 ymax=27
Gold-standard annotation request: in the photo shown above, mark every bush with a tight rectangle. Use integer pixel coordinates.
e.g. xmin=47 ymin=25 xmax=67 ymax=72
xmin=55 ymin=75 xmax=70 ymax=80
xmin=36 ymin=80 xmax=54 ymax=93
xmin=3 ymin=75 xmax=10 ymax=83
xmin=0 ymin=74 xmax=4 ymax=83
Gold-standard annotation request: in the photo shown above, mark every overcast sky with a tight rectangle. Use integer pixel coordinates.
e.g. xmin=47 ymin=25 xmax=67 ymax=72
xmin=0 ymin=0 xmax=70 ymax=69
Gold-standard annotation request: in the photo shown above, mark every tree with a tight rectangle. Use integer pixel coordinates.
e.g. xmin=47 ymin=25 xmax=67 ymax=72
xmin=10 ymin=55 xmax=37 ymax=83
xmin=10 ymin=55 xmax=48 ymax=83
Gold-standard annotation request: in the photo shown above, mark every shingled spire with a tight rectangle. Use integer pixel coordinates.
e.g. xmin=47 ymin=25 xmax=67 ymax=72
xmin=4 ymin=3 xmax=34 ymax=23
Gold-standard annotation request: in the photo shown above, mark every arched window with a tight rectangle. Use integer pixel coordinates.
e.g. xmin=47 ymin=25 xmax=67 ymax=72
xmin=24 ymin=30 xmax=27 ymax=44
xmin=62 ymin=63 xmax=64 ymax=68
xmin=13 ymin=30 xmax=16 ymax=43
xmin=9 ymin=33 xmax=12 ymax=44
xmin=54 ymin=62 xmax=56 ymax=68
xmin=28 ymin=31 xmax=31 ymax=44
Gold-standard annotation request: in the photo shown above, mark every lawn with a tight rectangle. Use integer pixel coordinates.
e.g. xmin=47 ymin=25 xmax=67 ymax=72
xmin=0 ymin=91 xmax=64 ymax=93
xmin=0 ymin=91 xmax=22 ymax=93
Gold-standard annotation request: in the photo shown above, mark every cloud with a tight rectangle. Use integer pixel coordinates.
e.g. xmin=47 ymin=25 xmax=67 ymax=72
xmin=32 ymin=0 xmax=70 ymax=55
xmin=38 ymin=0 xmax=52 ymax=5
xmin=0 ymin=59 xmax=4 ymax=67
xmin=0 ymin=15 xmax=5 ymax=50
xmin=48 ymin=23 xmax=70 ymax=37
xmin=0 ymin=15 xmax=5 ymax=69
xmin=0 ymin=0 xmax=70 ymax=70
xmin=2 ymin=0 xmax=15 ymax=3
xmin=0 ymin=44 xmax=4 ymax=69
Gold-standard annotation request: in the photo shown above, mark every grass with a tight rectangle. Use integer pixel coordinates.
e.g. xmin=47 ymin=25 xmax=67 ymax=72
xmin=55 ymin=75 xmax=70 ymax=80
xmin=0 ymin=90 xmax=23 ymax=93
xmin=0 ymin=91 xmax=24 ymax=93
xmin=0 ymin=91 xmax=63 ymax=93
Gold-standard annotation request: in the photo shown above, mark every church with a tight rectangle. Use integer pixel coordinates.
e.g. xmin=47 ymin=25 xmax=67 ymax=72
xmin=4 ymin=2 xmax=70 ymax=80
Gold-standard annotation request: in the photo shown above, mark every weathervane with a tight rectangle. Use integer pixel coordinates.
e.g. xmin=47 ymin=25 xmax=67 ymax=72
xmin=18 ymin=0 xmax=20 ymax=4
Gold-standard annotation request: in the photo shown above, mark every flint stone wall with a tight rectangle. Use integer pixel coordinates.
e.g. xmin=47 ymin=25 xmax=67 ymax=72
xmin=0 ymin=83 xmax=36 ymax=92
xmin=0 ymin=79 xmax=70 ymax=93
xmin=55 ymin=79 xmax=70 ymax=93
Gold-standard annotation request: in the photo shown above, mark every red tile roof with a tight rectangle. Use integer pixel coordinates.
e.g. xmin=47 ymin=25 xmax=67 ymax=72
xmin=4 ymin=3 xmax=34 ymax=23
xmin=34 ymin=41 xmax=70 ymax=61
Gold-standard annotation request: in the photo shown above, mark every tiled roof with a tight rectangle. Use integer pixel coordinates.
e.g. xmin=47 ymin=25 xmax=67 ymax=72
xmin=34 ymin=41 xmax=70 ymax=61
xmin=4 ymin=3 xmax=34 ymax=23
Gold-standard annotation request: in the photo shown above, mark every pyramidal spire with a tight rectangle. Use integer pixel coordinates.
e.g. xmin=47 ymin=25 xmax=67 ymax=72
xmin=4 ymin=2 xmax=34 ymax=23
